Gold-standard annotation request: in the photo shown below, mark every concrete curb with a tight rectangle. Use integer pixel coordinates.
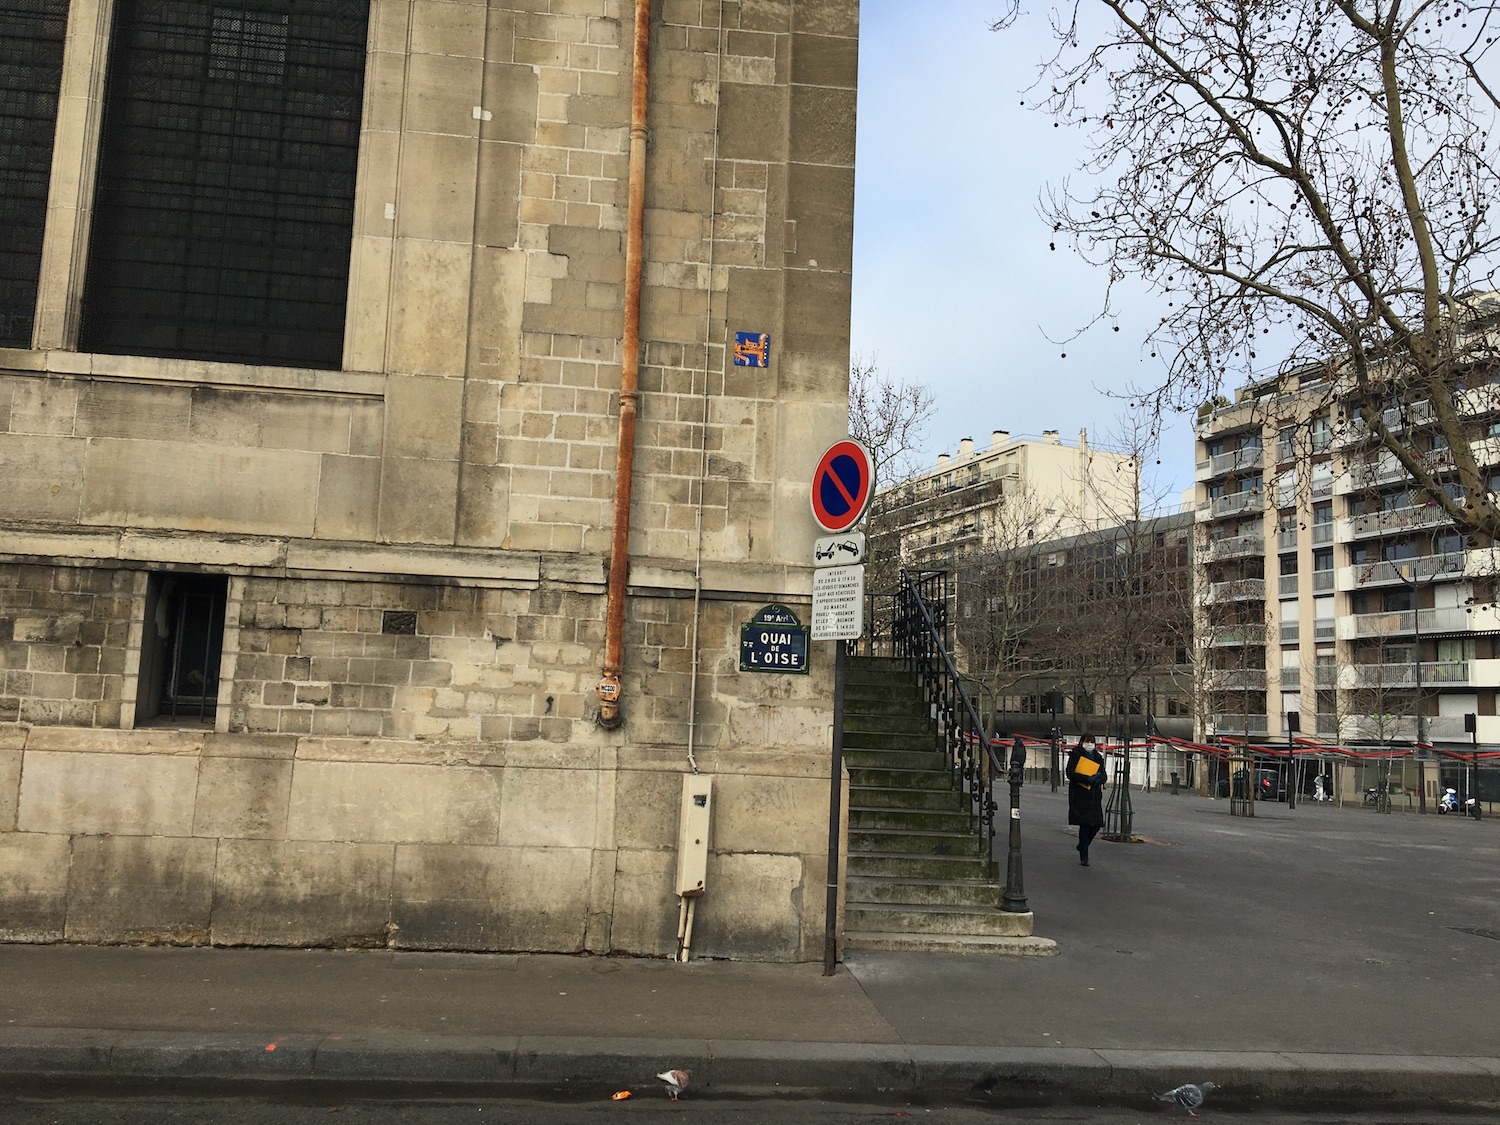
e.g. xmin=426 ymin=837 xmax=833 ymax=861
xmin=1 ymin=1030 xmax=1498 ymax=1107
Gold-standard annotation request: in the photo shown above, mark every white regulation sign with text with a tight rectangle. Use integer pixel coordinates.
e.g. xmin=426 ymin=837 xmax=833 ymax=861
xmin=811 ymin=563 xmax=865 ymax=641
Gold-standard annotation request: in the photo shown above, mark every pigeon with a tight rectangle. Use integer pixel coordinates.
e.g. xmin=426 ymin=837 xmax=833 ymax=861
xmin=1156 ymin=1081 xmax=1216 ymax=1116
xmin=656 ymin=1068 xmax=692 ymax=1101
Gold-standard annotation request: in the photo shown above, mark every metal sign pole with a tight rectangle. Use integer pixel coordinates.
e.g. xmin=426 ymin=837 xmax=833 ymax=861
xmin=823 ymin=639 xmax=847 ymax=976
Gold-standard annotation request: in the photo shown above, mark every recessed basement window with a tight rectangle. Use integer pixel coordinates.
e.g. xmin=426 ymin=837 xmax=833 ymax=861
xmin=382 ymin=611 xmax=418 ymax=636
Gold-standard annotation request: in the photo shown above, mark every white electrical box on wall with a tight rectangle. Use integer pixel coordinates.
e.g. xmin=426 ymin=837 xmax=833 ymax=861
xmin=674 ymin=774 xmax=713 ymax=897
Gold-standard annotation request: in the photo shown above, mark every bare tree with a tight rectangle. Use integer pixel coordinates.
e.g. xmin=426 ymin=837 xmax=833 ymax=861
xmin=850 ymin=357 xmax=938 ymax=606
xmin=1003 ymin=418 xmax=1195 ymax=742
xmin=1001 ymin=0 xmax=1500 ymax=539
xmin=847 ymin=355 xmax=936 ymax=492
xmin=955 ymin=482 xmax=1062 ymax=731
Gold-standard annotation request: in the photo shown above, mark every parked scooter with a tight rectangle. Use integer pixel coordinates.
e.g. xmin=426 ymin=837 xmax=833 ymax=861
xmin=1438 ymin=788 xmax=1484 ymax=818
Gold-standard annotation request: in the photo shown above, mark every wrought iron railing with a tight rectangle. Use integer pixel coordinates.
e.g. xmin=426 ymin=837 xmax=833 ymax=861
xmin=892 ymin=569 xmax=999 ymax=866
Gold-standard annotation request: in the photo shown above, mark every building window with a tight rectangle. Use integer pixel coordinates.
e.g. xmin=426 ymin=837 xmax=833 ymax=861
xmin=0 ymin=0 xmax=68 ymax=348
xmin=79 ymin=0 xmax=369 ymax=369
xmin=209 ymin=9 xmax=289 ymax=83
xmin=137 ymin=573 xmax=228 ymax=724
xmin=1310 ymin=414 xmax=1332 ymax=453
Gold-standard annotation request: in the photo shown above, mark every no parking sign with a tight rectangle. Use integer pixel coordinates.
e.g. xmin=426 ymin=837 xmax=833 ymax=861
xmin=810 ymin=439 xmax=874 ymax=533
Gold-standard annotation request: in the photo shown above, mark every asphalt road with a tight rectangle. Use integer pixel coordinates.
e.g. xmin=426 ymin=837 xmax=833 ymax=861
xmin=846 ymin=783 xmax=1500 ymax=1055
xmin=1 ymin=1093 xmax=1496 ymax=1125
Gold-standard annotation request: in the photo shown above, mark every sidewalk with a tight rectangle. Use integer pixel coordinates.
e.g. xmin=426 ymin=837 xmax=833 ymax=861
xmin=1 ymin=788 xmax=1496 ymax=1109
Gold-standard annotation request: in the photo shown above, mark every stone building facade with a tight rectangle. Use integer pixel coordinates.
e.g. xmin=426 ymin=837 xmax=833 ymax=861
xmin=0 ymin=0 xmax=858 ymax=959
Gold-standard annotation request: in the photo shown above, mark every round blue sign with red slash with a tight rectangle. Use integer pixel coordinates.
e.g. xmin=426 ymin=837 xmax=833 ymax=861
xmin=811 ymin=439 xmax=875 ymax=533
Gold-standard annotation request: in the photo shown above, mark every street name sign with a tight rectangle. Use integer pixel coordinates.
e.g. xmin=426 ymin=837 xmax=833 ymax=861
xmin=740 ymin=604 xmax=810 ymax=674
xmin=812 ymin=564 xmax=865 ymax=640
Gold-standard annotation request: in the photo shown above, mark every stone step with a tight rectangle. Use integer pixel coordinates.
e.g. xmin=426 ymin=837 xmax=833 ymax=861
xmin=849 ymin=786 xmax=964 ymax=810
xmin=845 ymin=902 xmax=1035 ymax=938
xmin=843 ymin=931 xmax=1058 ymax=957
xmin=848 ymin=827 xmax=985 ymax=856
xmin=847 ymin=874 xmax=1002 ymax=908
xmin=848 ymin=805 xmax=976 ymax=833
xmin=844 ymin=747 xmax=946 ymax=770
xmin=846 ymin=766 xmax=955 ymax=791
xmin=845 ymin=657 xmax=909 ymax=682
xmin=841 ymin=695 xmax=928 ymax=718
xmin=843 ymin=730 xmax=941 ymax=752
xmin=842 ymin=714 xmax=933 ymax=737
xmin=846 ymin=851 xmax=997 ymax=881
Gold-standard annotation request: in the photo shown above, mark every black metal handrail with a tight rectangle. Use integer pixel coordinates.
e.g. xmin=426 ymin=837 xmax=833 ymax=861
xmin=894 ymin=569 xmax=1000 ymax=866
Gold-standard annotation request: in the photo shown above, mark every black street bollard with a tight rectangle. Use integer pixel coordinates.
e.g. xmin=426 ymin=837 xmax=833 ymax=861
xmin=1171 ymin=771 xmax=1180 ymax=795
xmin=1001 ymin=737 xmax=1028 ymax=913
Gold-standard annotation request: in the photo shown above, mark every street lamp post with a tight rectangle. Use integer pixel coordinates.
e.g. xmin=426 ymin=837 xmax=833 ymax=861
xmin=1397 ymin=562 xmax=1428 ymax=814
xmin=1046 ymin=689 xmax=1063 ymax=792
xmin=1285 ymin=709 xmax=1300 ymax=809
xmin=1465 ymin=712 xmax=1480 ymax=819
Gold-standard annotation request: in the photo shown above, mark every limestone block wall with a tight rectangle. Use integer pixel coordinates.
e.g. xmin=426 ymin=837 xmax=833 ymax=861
xmin=0 ymin=723 xmax=835 ymax=958
xmin=0 ymin=561 xmax=838 ymax=959
xmin=0 ymin=0 xmax=859 ymax=960
xmin=0 ymin=563 xmax=132 ymax=727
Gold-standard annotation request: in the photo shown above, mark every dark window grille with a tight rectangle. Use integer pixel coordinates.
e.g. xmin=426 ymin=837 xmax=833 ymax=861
xmin=80 ymin=0 xmax=369 ymax=369
xmin=381 ymin=610 xmax=418 ymax=636
xmin=0 ymin=0 xmax=68 ymax=348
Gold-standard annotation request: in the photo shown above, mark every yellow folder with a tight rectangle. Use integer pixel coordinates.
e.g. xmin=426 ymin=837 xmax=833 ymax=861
xmin=1073 ymin=755 xmax=1101 ymax=779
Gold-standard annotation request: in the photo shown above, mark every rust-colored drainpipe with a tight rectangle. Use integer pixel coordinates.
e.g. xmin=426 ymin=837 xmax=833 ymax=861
xmin=597 ymin=0 xmax=653 ymax=729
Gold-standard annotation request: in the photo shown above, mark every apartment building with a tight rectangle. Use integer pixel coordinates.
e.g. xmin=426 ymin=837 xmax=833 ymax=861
xmin=0 ymin=0 xmax=858 ymax=959
xmin=962 ymin=510 xmax=1198 ymax=744
xmin=1194 ymin=365 xmax=1500 ymax=760
xmin=867 ymin=428 xmax=1137 ymax=570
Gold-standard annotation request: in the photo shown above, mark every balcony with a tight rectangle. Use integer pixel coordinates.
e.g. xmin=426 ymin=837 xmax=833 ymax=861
xmin=1277 ymin=529 xmax=1298 ymax=551
xmin=1339 ymin=606 xmax=1478 ymax=640
xmin=1212 ymin=713 xmax=1270 ymax=736
xmin=1200 ymin=533 xmax=1265 ymax=562
xmin=1279 ymin=621 xmax=1300 ymax=643
xmin=1313 ymin=620 xmax=1337 ymax=642
xmin=1312 ymin=570 xmax=1335 ymax=592
xmin=1312 ymin=523 xmax=1334 ymax=545
xmin=1349 ymin=457 xmax=1410 ymax=490
xmin=1196 ymin=446 xmax=1264 ymax=478
xmin=1341 ymin=715 xmax=1419 ymax=742
xmin=1215 ymin=669 xmax=1268 ymax=691
xmin=1349 ymin=553 xmax=1466 ymax=588
xmin=1280 ymin=667 xmax=1300 ymax=688
xmin=1315 ymin=713 xmax=1339 ymax=736
xmin=1420 ymin=715 xmax=1500 ymax=741
xmin=1276 ymin=440 xmax=1295 ymax=463
xmin=1314 ymin=664 xmax=1338 ymax=687
xmin=1212 ymin=624 xmax=1266 ymax=646
xmin=1342 ymin=401 xmax=1437 ymax=441
xmin=1208 ymin=490 xmax=1264 ymax=519
xmin=1206 ymin=578 xmax=1267 ymax=603
xmin=1278 ymin=574 xmax=1299 ymax=597
xmin=1346 ymin=503 xmax=1453 ymax=541
xmin=1343 ymin=661 xmax=1470 ymax=689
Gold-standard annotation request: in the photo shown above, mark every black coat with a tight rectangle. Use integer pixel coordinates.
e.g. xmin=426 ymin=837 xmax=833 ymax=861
xmin=1065 ymin=744 xmax=1107 ymax=827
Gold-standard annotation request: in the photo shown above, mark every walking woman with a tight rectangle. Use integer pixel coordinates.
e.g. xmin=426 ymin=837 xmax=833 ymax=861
xmin=1066 ymin=733 xmax=1107 ymax=866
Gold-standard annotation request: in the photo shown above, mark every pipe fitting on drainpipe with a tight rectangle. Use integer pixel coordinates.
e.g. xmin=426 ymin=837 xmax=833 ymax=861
xmin=597 ymin=672 xmax=623 ymax=729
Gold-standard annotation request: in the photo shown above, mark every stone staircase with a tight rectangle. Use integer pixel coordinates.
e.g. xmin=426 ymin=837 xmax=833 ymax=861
xmin=842 ymin=656 xmax=1054 ymax=956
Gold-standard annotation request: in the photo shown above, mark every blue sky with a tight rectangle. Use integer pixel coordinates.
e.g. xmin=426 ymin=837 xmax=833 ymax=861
xmin=850 ymin=1 xmax=1197 ymax=505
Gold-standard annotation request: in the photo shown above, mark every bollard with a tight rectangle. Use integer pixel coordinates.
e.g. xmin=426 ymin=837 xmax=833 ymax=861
xmin=1171 ymin=771 xmax=1180 ymax=795
xmin=1001 ymin=738 xmax=1028 ymax=913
